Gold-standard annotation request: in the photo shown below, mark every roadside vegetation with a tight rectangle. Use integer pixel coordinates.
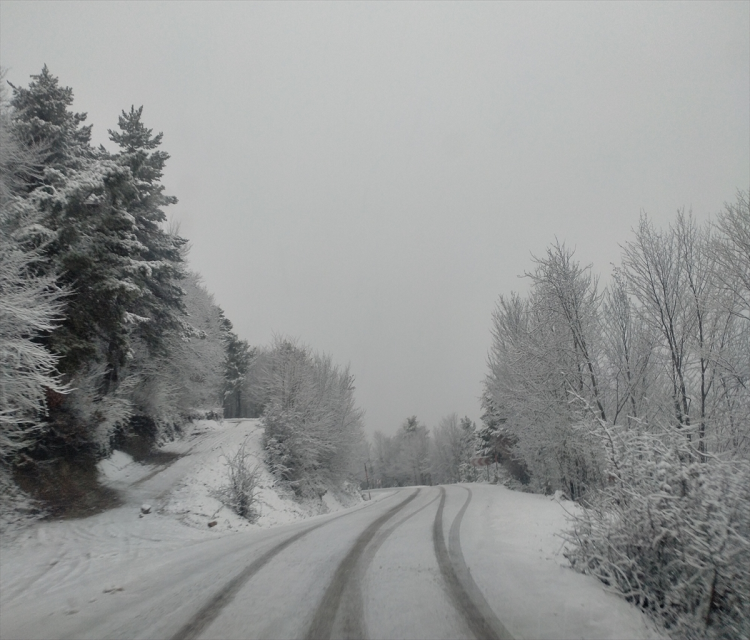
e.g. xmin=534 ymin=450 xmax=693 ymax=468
xmin=0 ymin=67 xmax=366 ymax=529
xmin=215 ymin=438 xmax=261 ymax=522
xmin=482 ymin=197 xmax=750 ymax=639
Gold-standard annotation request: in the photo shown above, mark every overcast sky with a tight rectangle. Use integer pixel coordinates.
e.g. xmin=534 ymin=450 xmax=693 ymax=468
xmin=2 ymin=2 xmax=748 ymax=435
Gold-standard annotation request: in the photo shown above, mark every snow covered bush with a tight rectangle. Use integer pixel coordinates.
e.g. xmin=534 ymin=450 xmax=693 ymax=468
xmin=564 ymin=425 xmax=750 ymax=639
xmin=215 ymin=438 xmax=259 ymax=521
xmin=258 ymin=338 xmax=365 ymax=499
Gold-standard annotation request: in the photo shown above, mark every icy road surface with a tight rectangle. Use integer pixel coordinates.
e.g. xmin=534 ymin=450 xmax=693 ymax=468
xmin=1 ymin=420 xmax=660 ymax=639
xmin=1 ymin=487 xmax=660 ymax=640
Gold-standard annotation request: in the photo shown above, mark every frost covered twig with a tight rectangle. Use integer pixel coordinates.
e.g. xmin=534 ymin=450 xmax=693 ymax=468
xmin=214 ymin=438 xmax=260 ymax=521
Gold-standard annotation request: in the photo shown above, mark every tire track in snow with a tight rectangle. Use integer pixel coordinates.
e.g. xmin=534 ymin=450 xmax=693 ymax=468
xmin=433 ymin=486 xmax=515 ymax=640
xmin=304 ymin=488 xmax=420 ymax=640
xmin=170 ymin=489 xmax=408 ymax=640
xmin=335 ymin=488 xmax=443 ymax=639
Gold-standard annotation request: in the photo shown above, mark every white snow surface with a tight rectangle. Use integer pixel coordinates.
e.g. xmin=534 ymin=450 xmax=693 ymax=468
xmin=149 ymin=418 xmax=360 ymax=531
xmin=0 ymin=420 xmax=661 ymax=640
xmin=458 ymin=484 xmax=663 ymax=639
xmin=0 ymin=420 xmax=360 ymax=619
xmin=94 ymin=418 xmax=361 ymax=533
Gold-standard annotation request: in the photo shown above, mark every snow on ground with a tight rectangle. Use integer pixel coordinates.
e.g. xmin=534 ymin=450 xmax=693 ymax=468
xmin=0 ymin=422 xmax=661 ymax=640
xmin=96 ymin=450 xmax=152 ymax=484
xmin=138 ymin=418 xmax=361 ymax=532
xmin=461 ymin=484 xmax=664 ymax=640
xmin=0 ymin=419 xmax=360 ymax=613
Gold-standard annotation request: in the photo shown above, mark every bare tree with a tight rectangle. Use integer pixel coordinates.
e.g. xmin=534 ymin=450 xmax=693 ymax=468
xmin=601 ymin=269 xmax=655 ymax=427
xmin=430 ymin=413 xmax=463 ymax=484
xmin=675 ymin=213 xmax=731 ymax=458
xmin=620 ymin=211 xmax=749 ymax=458
xmin=526 ymin=241 xmax=607 ymax=423
xmin=622 ymin=214 xmax=694 ymax=434
xmin=710 ymin=191 xmax=750 ymax=457
xmin=485 ymin=263 xmax=606 ymax=498
xmin=713 ymin=190 xmax=750 ymax=318
xmin=216 ymin=438 xmax=260 ymax=521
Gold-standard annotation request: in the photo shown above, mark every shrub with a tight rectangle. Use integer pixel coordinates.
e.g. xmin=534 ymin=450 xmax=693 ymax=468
xmin=564 ymin=426 xmax=750 ymax=639
xmin=216 ymin=438 xmax=259 ymax=521
xmin=258 ymin=338 xmax=365 ymax=499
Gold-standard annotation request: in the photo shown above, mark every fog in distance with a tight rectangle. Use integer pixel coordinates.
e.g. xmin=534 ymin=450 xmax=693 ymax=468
xmin=2 ymin=1 xmax=748 ymax=434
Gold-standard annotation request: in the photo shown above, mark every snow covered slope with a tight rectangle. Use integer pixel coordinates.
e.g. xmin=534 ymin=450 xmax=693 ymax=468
xmin=99 ymin=418 xmax=362 ymax=532
xmin=0 ymin=419 xmax=361 ymax=618
xmin=457 ymin=485 xmax=663 ymax=639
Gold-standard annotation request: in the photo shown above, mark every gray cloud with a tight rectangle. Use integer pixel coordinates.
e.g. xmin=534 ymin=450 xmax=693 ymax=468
xmin=2 ymin=1 xmax=748 ymax=434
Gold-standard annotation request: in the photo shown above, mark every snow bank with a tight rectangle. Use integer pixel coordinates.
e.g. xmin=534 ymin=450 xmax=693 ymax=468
xmin=460 ymin=484 xmax=664 ymax=640
xmin=94 ymin=418 xmax=363 ymax=534
xmin=96 ymin=450 xmax=153 ymax=483
xmin=151 ymin=419 xmax=360 ymax=532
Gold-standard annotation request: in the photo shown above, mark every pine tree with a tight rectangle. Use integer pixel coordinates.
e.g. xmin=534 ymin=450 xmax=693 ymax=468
xmin=10 ymin=67 xmax=131 ymax=377
xmin=0 ymin=78 xmax=66 ymax=459
xmin=108 ymin=106 xmax=187 ymax=362
xmin=222 ymin=319 xmax=252 ymax=418
xmin=7 ymin=68 xmax=188 ymax=457
xmin=458 ymin=416 xmax=479 ymax=482
xmin=10 ymin=72 xmax=186 ymax=385
xmin=8 ymin=65 xmax=92 ymax=181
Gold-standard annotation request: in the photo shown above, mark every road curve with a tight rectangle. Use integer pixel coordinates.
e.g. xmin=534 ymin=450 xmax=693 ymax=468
xmin=433 ymin=486 xmax=515 ymax=640
xmin=169 ymin=485 xmax=514 ymax=640
xmin=3 ymin=486 xmax=516 ymax=640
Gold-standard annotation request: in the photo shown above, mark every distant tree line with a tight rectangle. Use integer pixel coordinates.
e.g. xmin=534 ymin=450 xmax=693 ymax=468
xmin=483 ymin=199 xmax=750 ymax=638
xmin=368 ymin=414 xmax=481 ymax=487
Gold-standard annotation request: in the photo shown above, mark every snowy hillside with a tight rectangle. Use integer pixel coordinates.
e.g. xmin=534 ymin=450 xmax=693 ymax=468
xmin=0 ymin=419 xmax=369 ymax=632
xmin=1 ymin=418 xmax=364 ymax=610
xmin=97 ymin=418 xmax=362 ymax=533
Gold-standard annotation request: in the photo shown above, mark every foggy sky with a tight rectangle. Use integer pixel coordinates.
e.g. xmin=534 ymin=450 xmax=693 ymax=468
xmin=2 ymin=1 xmax=748 ymax=435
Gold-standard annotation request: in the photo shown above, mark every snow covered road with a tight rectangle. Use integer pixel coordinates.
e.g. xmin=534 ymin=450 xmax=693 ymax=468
xmin=1 ymin=482 xmax=660 ymax=640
